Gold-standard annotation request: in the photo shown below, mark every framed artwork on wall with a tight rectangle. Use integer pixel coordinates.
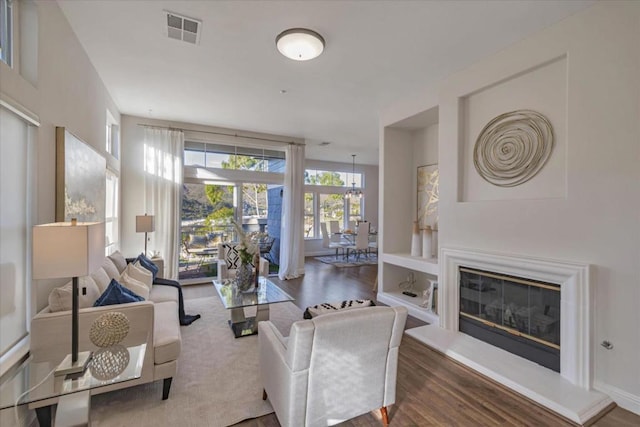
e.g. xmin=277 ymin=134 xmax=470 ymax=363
xmin=417 ymin=163 xmax=439 ymax=229
xmin=56 ymin=127 xmax=106 ymax=222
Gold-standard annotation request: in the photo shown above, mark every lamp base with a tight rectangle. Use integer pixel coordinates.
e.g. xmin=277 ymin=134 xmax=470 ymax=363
xmin=54 ymin=351 xmax=93 ymax=377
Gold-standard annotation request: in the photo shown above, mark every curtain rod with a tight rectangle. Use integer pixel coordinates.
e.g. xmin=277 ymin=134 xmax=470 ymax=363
xmin=137 ymin=123 xmax=305 ymax=146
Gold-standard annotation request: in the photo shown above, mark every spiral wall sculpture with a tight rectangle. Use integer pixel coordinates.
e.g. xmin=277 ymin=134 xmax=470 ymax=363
xmin=473 ymin=110 xmax=554 ymax=187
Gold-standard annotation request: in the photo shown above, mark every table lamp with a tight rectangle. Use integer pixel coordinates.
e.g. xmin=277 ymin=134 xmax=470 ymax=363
xmin=136 ymin=214 xmax=155 ymax=256
xmin=32 ymin=220 xmax=105 ymax=376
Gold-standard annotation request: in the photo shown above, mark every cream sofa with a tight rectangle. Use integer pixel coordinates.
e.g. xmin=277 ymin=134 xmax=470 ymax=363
xmin=30 ymin=252 xmax=182 ymax=404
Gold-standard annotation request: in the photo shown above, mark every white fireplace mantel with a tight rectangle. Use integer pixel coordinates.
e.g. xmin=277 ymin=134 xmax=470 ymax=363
xmin=405 ymin=247 xmax=613 ymax=424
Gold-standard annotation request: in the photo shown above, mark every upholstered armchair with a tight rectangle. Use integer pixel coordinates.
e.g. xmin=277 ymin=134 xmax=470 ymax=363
xmin=258 ymin=306 xmax=408 ymax=426
xmin=217 ymin=242 xmax=269 ymax=281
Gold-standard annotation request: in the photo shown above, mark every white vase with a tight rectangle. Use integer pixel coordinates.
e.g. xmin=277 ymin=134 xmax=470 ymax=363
xmin=410 ymin=221 xmax=421 ymax=257
xmin=422 ymin=226 xmax=432 ymax=259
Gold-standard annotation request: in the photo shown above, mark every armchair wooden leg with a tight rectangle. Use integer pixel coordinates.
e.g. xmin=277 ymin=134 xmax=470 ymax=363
xmin=380 ymin=406 xmax=389 ymax=426
xmin=262 ymin=389 xmax=268 ymax=401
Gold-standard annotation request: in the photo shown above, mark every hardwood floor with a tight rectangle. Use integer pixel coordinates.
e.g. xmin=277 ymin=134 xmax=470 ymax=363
xmin=183 ymin=258 xmax=638 ymax=427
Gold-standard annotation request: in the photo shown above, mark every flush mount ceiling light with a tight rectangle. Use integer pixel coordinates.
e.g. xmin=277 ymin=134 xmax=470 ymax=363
xmin=276 ymin=28 xmax=325 ymax=61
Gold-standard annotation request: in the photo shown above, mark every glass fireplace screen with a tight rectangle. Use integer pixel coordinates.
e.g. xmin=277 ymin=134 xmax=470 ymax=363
xmin=459 ymin=267 xmax=560 ymax=350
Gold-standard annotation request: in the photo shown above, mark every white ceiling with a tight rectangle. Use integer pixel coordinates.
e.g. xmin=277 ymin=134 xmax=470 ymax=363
xmin=57 ymin=0 xmax=594 ymax=165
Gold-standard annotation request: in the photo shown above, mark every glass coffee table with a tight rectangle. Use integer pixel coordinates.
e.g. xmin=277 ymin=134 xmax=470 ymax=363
xmin=0 ymin=334 xmax=147 ymax=426
xmin=213 ymin=276 xmax=294 ymax=338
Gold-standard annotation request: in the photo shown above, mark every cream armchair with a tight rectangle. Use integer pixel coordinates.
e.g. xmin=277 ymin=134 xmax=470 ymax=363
xmin=258 ymin=306 xmax=408 ymax=427
xmin=217 ymin=242 xmax=269 ymax=281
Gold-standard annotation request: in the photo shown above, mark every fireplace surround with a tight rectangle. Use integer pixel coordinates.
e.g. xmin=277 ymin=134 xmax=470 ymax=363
xmin=405 ymin=247 xmax=613 ymax=424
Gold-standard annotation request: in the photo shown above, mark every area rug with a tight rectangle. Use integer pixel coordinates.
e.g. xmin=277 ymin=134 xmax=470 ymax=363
xmin=89 ymin=297 xmax=303 ymax=427
xmin=315 ymin=253 xmax=378 ymax=267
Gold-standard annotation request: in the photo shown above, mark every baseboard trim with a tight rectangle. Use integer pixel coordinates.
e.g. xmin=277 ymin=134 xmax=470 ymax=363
xmin=594 ymin=380 xmax=640 ymax=415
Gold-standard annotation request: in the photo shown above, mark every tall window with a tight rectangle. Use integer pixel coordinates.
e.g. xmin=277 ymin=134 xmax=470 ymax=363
xmin=180 ymin=141 xmax=284 ymax=281
xmin=105 ymin=169 xmax=119 ymax=254
xmin=0 ymin=0 xmax=13 ymax=66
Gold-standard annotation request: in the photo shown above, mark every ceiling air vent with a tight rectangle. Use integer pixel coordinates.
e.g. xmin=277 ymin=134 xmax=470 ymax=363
xmin=164 ymin=10 xmax=201 ymax=45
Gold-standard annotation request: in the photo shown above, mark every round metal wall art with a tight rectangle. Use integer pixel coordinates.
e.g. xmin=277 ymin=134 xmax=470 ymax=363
xmin=473 ymin=109 xmax=554 ymax=187
xmin=90 ymin=311 xmax=130 ymax=348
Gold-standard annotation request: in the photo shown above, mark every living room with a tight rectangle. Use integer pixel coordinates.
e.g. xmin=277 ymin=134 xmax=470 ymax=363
xmin=1 ymin=1 xmax=638 ymax=426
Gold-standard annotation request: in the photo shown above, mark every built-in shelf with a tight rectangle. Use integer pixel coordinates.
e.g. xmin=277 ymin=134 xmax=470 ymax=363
xmin=381 ymin=252 xmax=439 ymax=275
xmin=377 ymin=291 xmax=439 ymax=325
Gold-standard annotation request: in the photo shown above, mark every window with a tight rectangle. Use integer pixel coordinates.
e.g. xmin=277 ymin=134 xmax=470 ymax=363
xmin=304 ymin=193 xmax=314 ymax=238
xmin=0 ymin=0 xmax=13 ymax=66
xmin=184 ymin=142 xmax=285 ymax=171
xmin=305 ymin=169 xmax=363 ymax=187
xmin=105 ymin=169 xmax=119 ymax=255
xmin=106 ymin=110 xmax=120 ymax=160
xmin=303 ymin=167 xmax=364 ymax=238
xmin=180 ymin=141 xmax=285 ymax=281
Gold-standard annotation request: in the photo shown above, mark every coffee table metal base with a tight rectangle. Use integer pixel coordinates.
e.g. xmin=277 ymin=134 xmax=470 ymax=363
xmin=228 ymin=305 xmax=269 ymax=338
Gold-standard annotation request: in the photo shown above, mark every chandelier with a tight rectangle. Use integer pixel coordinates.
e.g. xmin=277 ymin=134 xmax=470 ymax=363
xmin=345 ymin=154 xmax=363 ymax=200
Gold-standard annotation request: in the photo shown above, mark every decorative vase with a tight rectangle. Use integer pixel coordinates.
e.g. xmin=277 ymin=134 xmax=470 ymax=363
xmin=236 ymin=262 xmax=254 ymax=291
xmin=411 ymin=221 xmax=421 ymax=257
xmin=422 ymin=226 xmax=432 ymax=259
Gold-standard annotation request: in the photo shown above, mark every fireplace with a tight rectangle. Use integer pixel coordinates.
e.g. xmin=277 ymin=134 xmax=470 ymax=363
xmin=405 ymin=248 xmax=612 ymax=424
xmin=458 ymin=267 xmax=560 ymax=372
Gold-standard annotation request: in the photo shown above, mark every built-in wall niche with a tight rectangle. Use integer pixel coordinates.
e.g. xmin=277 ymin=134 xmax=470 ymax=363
xmin=459 ymin=55 xmax=568 ymax=202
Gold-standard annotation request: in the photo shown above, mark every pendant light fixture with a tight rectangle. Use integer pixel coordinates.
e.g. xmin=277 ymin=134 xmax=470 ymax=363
xmin=345 ymin=154 xmax=363 ymax=200
xmin=276 ymin=28 xmax=325 ymax=61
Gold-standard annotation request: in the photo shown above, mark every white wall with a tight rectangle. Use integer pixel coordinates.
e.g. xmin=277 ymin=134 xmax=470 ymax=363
xmin=435 ymin=1 xmax=638 ymax=412
xmin=0 ymin=1 xmax=120 ymax=311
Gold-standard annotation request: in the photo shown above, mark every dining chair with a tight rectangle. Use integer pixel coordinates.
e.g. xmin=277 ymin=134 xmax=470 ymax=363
xmin=328 ymin=220 xmax=341 ymax=234
xmin=346 ymin=222 xmax=371 ymax=261
xmin=320 ymin=222 xmax=346 ymax=259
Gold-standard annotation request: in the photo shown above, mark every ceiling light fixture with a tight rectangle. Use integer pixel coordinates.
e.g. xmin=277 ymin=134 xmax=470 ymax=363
xmin=345 ymin=154 xmax=363 ymax=200
xmin=276 ymin=28 xmax=325 ymax=61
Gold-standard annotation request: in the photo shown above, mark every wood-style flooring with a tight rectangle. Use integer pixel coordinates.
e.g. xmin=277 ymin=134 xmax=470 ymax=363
xmin=183 ymin=258 xmax=638 ymax=427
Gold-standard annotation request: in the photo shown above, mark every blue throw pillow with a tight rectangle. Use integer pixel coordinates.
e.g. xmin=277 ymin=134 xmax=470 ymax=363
xmin=136 ymin=253 xmax=159 ymax=281
xmin=94 ymin=279 xmax=145 ymax=307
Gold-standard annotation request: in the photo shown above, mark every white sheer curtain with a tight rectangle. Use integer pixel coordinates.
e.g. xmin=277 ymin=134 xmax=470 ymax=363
xmin=278 ymin=144 xmax=305 ymax=280
xmin=143 ymin=128 xmax=184 ymax=279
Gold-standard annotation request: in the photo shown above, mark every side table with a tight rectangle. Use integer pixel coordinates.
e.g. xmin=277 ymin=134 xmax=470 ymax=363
xmin=0 ymin=342 xmax=146 ymax=426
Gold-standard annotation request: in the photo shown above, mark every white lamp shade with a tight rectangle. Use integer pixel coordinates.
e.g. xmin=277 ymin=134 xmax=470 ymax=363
xmin=276 ymin=28 xmax=324 ymax=61
xmin=32 ymin=222 xmax=105 ymax=279
xmin=136 ymin=215 xmax=155 ymax=233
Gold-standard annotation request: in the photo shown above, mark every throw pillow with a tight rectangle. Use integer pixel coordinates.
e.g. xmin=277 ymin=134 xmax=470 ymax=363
xmin=108 ymin=250 xmax=128 ymax=274
xmin=91 ymin=268 xmax=112 ymax=294
xmin=48 ymin=276 xmax=101 ymax=312
xmin=119 ymin=270 xmax=150 ymax=300
xmin=129 ymin=261 xmax=153 ymax=289
xmin=223 ymin=244 xmax=240 ymax=269
xmin=94 ymin=279 xmax=145 ymax=307
xmin=101 ymin=257 xmax=121 ymax=281
xmin=303 ymin=299 xmax=376 ymax=319
xmin=136 ymin=254 xmax=159 ymax=281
